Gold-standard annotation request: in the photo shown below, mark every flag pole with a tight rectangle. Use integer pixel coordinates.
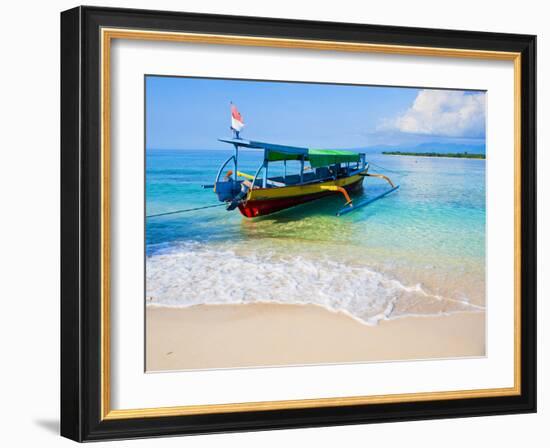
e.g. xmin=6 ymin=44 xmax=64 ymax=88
xmin=230 ymin=102 xmax=238 ymax=177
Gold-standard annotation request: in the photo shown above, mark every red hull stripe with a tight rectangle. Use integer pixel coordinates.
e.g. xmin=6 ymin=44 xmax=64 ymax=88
xmin=238 ymin=179 xmax=363 ymax=218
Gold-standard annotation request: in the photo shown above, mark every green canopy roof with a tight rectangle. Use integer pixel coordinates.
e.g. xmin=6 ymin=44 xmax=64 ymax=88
xmin=219 ymin=138 xmax=362 ymax=167
xmin=307 ymin=149 xmax=360 ymax=168
xmin=266 ymin=148 xmax=360 ymax=167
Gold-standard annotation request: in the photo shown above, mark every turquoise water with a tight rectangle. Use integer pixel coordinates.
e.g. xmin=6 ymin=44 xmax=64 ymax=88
xmin=146 ymin=149 xmax=486 ymax=324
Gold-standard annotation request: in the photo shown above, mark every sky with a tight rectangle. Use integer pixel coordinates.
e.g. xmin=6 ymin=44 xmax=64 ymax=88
xmin=145 ymin=76 xmax=486 ymax=152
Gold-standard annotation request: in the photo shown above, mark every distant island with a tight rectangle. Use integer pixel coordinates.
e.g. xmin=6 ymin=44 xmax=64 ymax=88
xmin=382 ymin=151 xmax=485 ymax=159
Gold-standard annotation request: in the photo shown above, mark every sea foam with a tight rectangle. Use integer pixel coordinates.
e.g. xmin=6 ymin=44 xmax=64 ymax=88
xmin=146 ymin=242 xmax=483 ymax=325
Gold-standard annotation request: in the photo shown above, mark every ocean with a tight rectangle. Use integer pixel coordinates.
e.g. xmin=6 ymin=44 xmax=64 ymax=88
xmin=145 ymin=148 xmax=486 ymax=325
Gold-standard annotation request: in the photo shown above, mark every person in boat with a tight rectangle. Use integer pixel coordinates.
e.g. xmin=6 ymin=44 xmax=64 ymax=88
xmin=224 ymin=169 xmax=234 ymax=182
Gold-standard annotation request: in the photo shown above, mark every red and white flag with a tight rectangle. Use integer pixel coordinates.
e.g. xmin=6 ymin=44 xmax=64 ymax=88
xmin=230 ymin=104 xmax=245 ymax=132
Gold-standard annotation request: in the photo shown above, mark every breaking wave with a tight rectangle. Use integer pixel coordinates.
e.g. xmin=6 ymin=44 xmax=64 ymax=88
xmin=146 ymin=242 xmax=483 ymax=326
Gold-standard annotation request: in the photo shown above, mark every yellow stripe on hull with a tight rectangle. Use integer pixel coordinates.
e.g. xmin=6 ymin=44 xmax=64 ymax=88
xmin=247 ymin=172 xmax=365 ymax=201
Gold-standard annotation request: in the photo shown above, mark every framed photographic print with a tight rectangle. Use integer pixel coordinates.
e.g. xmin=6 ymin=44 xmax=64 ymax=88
xmin=60 ymin=6 xmax=536 ymax=442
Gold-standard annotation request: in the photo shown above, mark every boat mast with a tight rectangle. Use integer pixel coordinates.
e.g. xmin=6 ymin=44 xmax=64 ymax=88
xmin=232 ymin=128 xmax=239 ymax=179
xmin=229 ymin=102 xmax=244 ymax=179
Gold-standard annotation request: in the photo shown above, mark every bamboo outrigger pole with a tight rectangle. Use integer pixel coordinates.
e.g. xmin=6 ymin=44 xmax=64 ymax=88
xmin=336 ymin=171 xmax=399 ymax=216
xmin=336 ymin=185 xmax=400 ymax=216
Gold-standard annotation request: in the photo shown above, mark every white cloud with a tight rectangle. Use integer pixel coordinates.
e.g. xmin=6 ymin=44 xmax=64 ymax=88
xmin=383 ymin=90 xmax=486 ymax=138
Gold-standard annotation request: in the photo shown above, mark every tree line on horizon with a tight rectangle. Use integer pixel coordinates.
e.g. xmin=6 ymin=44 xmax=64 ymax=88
xmin=382 ymin=150 xmax=485 ymax=159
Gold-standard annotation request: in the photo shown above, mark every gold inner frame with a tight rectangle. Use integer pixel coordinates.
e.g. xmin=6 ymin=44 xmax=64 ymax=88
xmin=100 ymin=28 xmax=522 ymax=420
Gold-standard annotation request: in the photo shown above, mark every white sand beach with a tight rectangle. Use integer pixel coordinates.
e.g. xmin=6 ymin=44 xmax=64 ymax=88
xmin=146 ymin=304 xmax=485 ymax=371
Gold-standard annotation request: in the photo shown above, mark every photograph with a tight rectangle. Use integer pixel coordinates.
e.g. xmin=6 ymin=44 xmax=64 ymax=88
xmin=144 ymin=76 xmax=487 ymax=371
xmin=56 ymin=4 xmax=538 ymax=442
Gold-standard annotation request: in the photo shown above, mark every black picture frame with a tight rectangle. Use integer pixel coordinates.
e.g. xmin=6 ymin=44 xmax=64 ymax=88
xmin=61 ymin=5 xmax=536 ymax=442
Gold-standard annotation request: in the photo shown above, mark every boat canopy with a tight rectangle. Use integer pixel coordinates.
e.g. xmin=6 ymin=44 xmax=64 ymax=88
xmin=219 ymin=138 xmax=361 ymax=168
xmin=306 ymin=149 xmax=360 ymax=168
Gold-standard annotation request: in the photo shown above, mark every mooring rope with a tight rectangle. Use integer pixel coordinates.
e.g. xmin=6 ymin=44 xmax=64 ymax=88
xmin=146 ymin=203 xmax=226 ymax=218
xmin=146 ymin=162 xmax=404 ymax=219
xmin=368 ymin=161 xmax=407 ymax=175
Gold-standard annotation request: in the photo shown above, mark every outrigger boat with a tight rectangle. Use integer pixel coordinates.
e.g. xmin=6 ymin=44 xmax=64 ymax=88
xmin=208 ymin=105 xmax=399 ymax=218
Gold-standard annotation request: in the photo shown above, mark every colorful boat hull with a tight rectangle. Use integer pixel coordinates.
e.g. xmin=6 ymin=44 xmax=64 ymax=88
xmin=238 ymin=175 xmax=364 ymax=218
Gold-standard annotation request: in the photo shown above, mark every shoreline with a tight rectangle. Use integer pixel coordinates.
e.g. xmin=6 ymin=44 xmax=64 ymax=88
xmin=146 ymin=303 xmax=485 ymax=371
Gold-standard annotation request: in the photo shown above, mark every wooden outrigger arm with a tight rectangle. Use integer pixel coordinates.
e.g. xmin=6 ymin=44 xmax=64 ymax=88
xmin=337 ymin=185 xmax=399 ymax=216
xmin=336 ymin=171 xmax=399 ymax=216
xmin=320 ymin=170 xmax=399 ymax=216
xmin=320 ymin=185 xmax=353 ymax=206
xmin=360 ymin=172 xmax=396 ymax=188
xmin=235 ymin=170 xmax=254 ymax=180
